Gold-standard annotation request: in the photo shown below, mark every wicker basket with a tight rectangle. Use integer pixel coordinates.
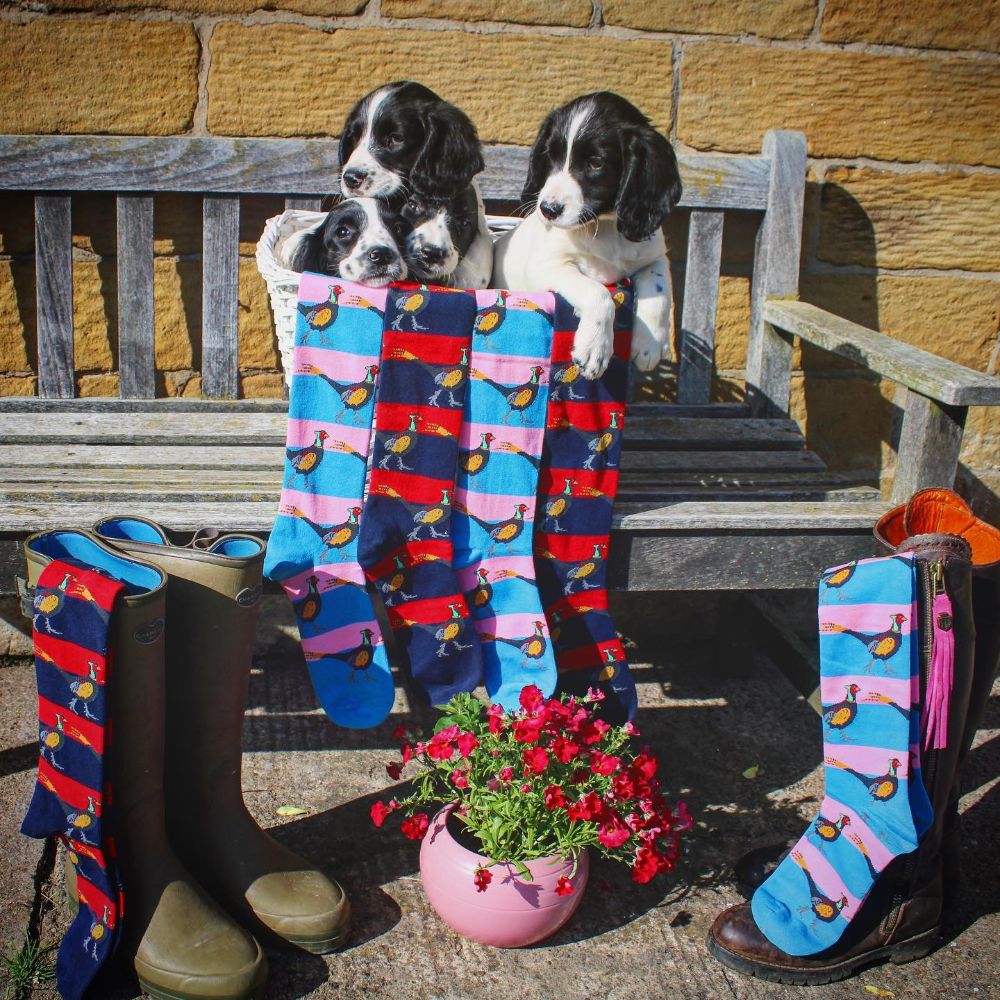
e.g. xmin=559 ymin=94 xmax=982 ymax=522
xmin=256 ymin=210 xmax=519 ymax=386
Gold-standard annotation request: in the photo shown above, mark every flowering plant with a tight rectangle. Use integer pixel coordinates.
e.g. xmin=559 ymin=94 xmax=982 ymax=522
xmin=370 ymin=685 xmax=693 ymax=893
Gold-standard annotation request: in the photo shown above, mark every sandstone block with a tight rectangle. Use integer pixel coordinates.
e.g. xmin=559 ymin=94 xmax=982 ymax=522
xmin=0 ymin=374 xmax=36 ymax=396
xmin=240 ymin=372 xmax=286 ymax=398
xmin=0 ymin=262 xmax=33 ymax=372
xmin=39 ymin=0 xmax=366 ymax=13
xmin=78 ymin=373 xmax=120 ymax=397
xmin=383 ymin=0 xmax=591 ymax=25
xmin=0 ymin=20 xmax=198 ymax=135
xmin=821 ymin=0 xmax=1000 ymax=53
xmin=605 ymin=0 xmax=815 ymax=38
xmin=239 ymin=261 xmax=282 ymax=371
xmin=818 ymin=168 xmax=1000 ymax=271
xmin=679 ymin=43 xmax=1000 ymax=166
xmin=208 ymin=25 xmax=673 ymax=143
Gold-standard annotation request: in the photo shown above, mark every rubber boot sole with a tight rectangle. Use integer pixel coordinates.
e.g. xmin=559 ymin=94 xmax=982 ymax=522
xmin=705 ymin=926 xmax=940 ymax=986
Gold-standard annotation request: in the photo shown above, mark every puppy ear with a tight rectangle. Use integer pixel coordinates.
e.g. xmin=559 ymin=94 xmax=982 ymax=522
xmin=615 ymin=127 xmax=683 ymax=243
xmin=521 ymin=110 xmax=558 ymax=203
xmin=285 ymin=227 xmax=324 ymax=273
xmin=338 ymin=103 xmax=364 ymax=173
xmin=410 ymin=103 xmax=485 ymax=199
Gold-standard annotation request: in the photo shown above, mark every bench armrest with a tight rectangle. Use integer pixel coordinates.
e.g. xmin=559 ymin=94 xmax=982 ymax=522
xmin=763 ymin=299 xmax=1000 ymax=407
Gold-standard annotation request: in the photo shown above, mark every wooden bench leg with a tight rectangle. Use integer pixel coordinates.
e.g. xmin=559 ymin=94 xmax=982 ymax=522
xmin=890 ymin=388 xmax=967 ymax=504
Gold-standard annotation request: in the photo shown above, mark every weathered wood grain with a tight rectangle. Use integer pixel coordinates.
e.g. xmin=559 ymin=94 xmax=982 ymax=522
xmin=116 ymin=194 xmax=156 ymax=399
xmin=34 ymin=195 xmax=75 ymax=398
xmin=201 ymin=195 xmax=240 ymax=399
xmin=890 ymin=389 xmax=968 ymax=502
xmin=677 ymin=210 xmax=724 ymax=405
xmin=0 ymin=136 xmax=772 ymax=209
xmin=765 ymin=299 xmax=1000 ymax=406
xmin=745 ymin=130 xmax=807 ymax=417
xmin=285 ymin=197 xmax=323 ymax=212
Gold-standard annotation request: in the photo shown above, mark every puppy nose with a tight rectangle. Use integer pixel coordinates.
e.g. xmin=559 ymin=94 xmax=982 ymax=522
xmin=342 ymin=168 xmax=365 ymax=191
xmin=539 ymin=199 xmax=563 ymax=221
xmin=368 ymin=245 xmax=395 ymax=266
xmin=418 ymin=245 xmax=447 ymax=264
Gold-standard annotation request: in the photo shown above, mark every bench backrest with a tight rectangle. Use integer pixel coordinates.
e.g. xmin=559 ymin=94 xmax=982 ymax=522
xmin=0 ymin=131 xmax=806 ymax=415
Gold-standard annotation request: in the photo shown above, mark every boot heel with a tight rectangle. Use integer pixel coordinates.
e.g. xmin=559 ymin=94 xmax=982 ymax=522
xmin=889 ymin=927 xmax=939 ymax=965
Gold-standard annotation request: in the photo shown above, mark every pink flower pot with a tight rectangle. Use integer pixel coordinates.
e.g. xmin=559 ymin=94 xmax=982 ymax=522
xmin=419 ymin=805 xmax=589 ymax=948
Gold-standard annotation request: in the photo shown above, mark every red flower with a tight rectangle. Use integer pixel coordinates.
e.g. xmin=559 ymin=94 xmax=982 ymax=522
xmin=519 ymin=685 xmax=545 ymax=713
xmin=543 ymin=785 xmax=568 ymax=810
xmin=623 ymin=721 xmax=639 ymax=736
xmin=391 ymin=724 xmax=408 ymax=740
xmin=451 ymin=769 xmax=469 ymax=789
xmin=589 ymin=751 xmax=622 ymax=776
xmin=551 ymin=737 xmax=580 ymax=763
xmin=499 ymin=766 xmax=514 ymax=782
xmin=520 ymin=782 xmax=532 ymax=793
xmin=570 ymin=767 xmax=590 ymax=784
xmin=486 ymin=703 xmax=506 ymax=734
xmin=427 ymin=731 xmax=456 ymax=761
xmin=585 ymin=686 xmax=606 ymax=702
xmin=522 ymin=746 xmax=550 ymax=775
xmin=474 ymin=866 xmax=493 ymax=892
xmin=598 ymin=819 xmax=631 ymax=849
xmin=386 ymin=761 xmax=403 ymax=780
xmin=566 ymin=792 xmax=606 ymax=823
xmin=370 ymin=800 xmax=394 ymax=827
xmin=611 ymin=774 xmax=637 ymax=801
xmin=554 ymin=876 xmax=574 ymax=896
xmin=456 ymin=732 xmax=480 ymax=758
xmin=675 ymin=800 xmax=694 ymax=831
xmin=400 ymin=813 xmax=430 ymax=840
xmin=631 ymin=845 xmax=662 ymax=884
xmin=400 ymin=743 xmax=414 ymax=765
xmin=513 ymin=716 xmax=544 ymax=744
xmin=633 ymin=753 xmax=658 ymax=779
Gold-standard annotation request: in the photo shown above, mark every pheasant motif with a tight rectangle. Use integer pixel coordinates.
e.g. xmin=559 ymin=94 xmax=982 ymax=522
xmin=597 ymin=646 xmax=627 ymax=682
xmin=825 ymin=756 xmax=901 ymax=802
xmin=479 ymin=621 xmax=548 ymax=668
xmin=553 ymin=411 xmax=624 ymax=470
xmin=550 ymin=360 xmax=585 ymax=401
xmin=863 ymin=691 xmax=911 ymax=720
xmin=297 ymin=284 xmax=343 ymax=345
xmin=473 ymin=289 xmax=509 ymax=347
xmin=296 ymin=363 xmax=379 ymax=424
xmin=823 ymin=683 xmax=861 ymax=731
xmin=820 ymin=561 xmax=857 ymax=600
xmin=389 ymin=346 xmax=470 ymax=408
xmin=391 ymin=284 xmax=433 ymax=330
xmin=398 ymin=604 xmax=473 ymax=658
xmin=459 ymin=432 xmax=496 ymax=476
xmin=372 ymin=486 xmax=452 ymax=541
xmin=305 ymin=628 xmax=377 ymax=681
xmin=377 ymin=413 xmax=423 ymax=471
xmin=282 ymin=505 xmax=361 ymax=562
xmin=33 ymin=573 xmax=72 ymax=636
xmin=454 ymin=502 xmax=528 ymax=556
xmin=538 ymin=544 xmax=606 ymax=594
xmin=471 ymin=365 xmax=544 ymax=425
xmin=467 ymin=567 xmax=494 ymax=610
xmin=810 ymin=812 xmax=850 ymax=844
xmin=820 ymin=614 xmax=907 ymax=674
xmin=84 ymin=904 xmax=111 ymax=960
xmin=495 ymin=440 xmax=541 ymax=470
xmin=847 ymin=832 xmax=882 ymax=879
xmin=287 ymin=429 xmax=329 ymax=488
xmin=340 ymin=291 xmax=386 ymax=317
xmin=379 ymin=555 xmax=416 ymax=605
xmin=542 ymin=478 xmax=607 ymax=533
xmin=65 ymin=795 xmax=98 ymax=845
xmin=39 ymin=712 xmax=66 ymax=770
xmin=792 ymin=851 xmax=849 ymax=925
xmin=67 ymin=661 xmax=101 ymax=721
xmin=294 ymin=575 xmax=323 ymax=629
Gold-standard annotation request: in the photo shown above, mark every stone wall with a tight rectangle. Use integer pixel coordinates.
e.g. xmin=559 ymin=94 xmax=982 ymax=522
xmin=0 ymin=0 xmax=997 ymax=506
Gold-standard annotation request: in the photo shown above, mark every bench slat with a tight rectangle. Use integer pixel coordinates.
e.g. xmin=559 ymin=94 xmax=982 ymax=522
xmin=35 ymin=195 xmax=75 ymax=398
xmin=677 ymin=210 xmax=724 ymax=404
xmin=0 ymin=412 xmax=806 ymax=449
xmin=202 ymin=195 xmax=240 ymax=399
xmin=117 ymin=194 xmax=156 ymax=398
xmin=765 ymin=299 xmax=1000 ymax=406
xmin=0 ymin=136 xmax=772 ymax=210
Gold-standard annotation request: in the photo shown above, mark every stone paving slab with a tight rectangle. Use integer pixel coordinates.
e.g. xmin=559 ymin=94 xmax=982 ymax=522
xmin=1 ymin=592 xmax=996 ymax=999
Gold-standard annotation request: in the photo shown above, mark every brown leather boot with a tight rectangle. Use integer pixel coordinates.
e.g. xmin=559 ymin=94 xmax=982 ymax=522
xmin=709 ymin=530 xmax=976 ymax=984
xmin=94 ymin=516 xmax=351 ymax=954
xmin=24 ymin=530 xmax=267 ymax=1000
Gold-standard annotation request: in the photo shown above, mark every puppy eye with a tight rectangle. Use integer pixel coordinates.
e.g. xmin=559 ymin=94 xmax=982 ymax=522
xmin=334 ymin=225 xmax=351 ymax=239
xmin=385 ymin=132 xmax=405 ymax=149
xmin=587 ymin=156 xmax=604 ymax=171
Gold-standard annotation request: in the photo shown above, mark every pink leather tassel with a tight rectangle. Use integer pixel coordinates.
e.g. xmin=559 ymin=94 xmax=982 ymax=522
xmin=922 ymin=590 xmax=955 ymax=751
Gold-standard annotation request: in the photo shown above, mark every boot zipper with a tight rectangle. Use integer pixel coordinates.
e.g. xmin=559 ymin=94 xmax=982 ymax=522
xmin=884 ymin=557 xmax=942 ymax=936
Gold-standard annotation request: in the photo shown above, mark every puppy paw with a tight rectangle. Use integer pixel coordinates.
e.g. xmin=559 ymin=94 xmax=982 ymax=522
xmin=632 ymin=294 xmax=670 ymax=372
xmin=572 ymin=312 xmax=615 ymax=380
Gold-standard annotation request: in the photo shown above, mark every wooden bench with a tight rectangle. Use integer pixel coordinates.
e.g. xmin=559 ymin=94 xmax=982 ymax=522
xmin=2 ymin=130 xmax=999 ymax=618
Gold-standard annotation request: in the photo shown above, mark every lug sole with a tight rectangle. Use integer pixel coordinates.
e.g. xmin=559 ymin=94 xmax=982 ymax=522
xmin=285 ymin=922 xmax=352 ymax=955
xmin=706 ymin=926 xmax=940 ymax=986
xmin=137 ymin=965 xmax=268 ymax=1000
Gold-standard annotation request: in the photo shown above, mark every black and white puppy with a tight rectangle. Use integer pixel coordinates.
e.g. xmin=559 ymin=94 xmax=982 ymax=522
xmin=401 ymin=186 xmax=494 ymax=288
xmin=492 ymin=92 xmax=682 ymax=378
xmin=338 ymin=81 xmax=492 ymax=287
xmin=282 ymin=197 xmax=410 ymax=286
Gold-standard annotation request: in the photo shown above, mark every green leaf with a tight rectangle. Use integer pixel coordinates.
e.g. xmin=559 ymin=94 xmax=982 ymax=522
xmin=741 ymin=764 xmax=760 ymax=780
xmin=275 ymin=804 xmax=309 ymax=817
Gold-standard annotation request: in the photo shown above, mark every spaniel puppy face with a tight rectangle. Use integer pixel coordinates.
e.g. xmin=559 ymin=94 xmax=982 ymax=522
xmin=283 ymin=198 xmax=410 ymax=286
xmin=522 ymin=91 xmax=682 ymax=242
xmin=401 ymin=186 xmax=480 ymax=283
xmin=338 ymin=81 xmax=485 ymax=201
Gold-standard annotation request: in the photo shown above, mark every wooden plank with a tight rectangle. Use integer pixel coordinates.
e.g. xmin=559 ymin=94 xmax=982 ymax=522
xmin=0 ymin=136 xmax=772 ymax=209
xmin=116 ymin=194 xmax=156 ymax=398
xmin=0 ymin=445 xmax=826 ymax=473
xmin=201 ymin=195 xmax=240 ymax=399
xmin=890 ymin=389 xmax=967 ymax=502
xmin=677 ymin=210 xmax=724 ymax=405
xmin=745 ymin=130 xmax=807 ymax=418
xmin=765 ymin=299 xmax=1000 ymax=407
xmin=285 ymin=197 xmax=323 ymax=211
xmin=0 ymin=411 xmax=806 ymax=449
xmin=34 ymin=195 xmax=75 ymax=398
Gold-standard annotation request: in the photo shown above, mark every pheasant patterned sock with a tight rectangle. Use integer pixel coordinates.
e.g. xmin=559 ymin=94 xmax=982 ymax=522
xmin=537 ymin=286 xmax=638 ymax=724
xmin=752 ymin=553 xmax=933 ymax=957
xmin=264 ymin=274 xmax=394 ymax=729
xmin=21 ymin=557 xmax=127 ymax=1000
xmin=452 ymin=289 xmax=558 ymax=711
xmin=357 ymin=283 xmax=483 ymax=707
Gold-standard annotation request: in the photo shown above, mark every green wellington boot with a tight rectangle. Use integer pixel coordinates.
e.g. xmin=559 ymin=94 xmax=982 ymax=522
xmin=94 ymin=516 xmax=351 ymax=954
xmin=24 ymin=529 xmax=267 ymax=1000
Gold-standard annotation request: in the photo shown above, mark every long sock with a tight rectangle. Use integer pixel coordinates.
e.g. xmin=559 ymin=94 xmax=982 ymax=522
xmin=357 ymin=283 xmax=483 ymax=707
xmin=21 ymin=560 xmax=125 ymax=1000
xmin=264 ymin=274 xmax=394 ymax=729
xmin=452 ymin=289 xmax=558 ymax=711
xmin=537 ymin=285 xmax=638 ymax=724
xmin=752 ymin=553 xmax=933 ymax=957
